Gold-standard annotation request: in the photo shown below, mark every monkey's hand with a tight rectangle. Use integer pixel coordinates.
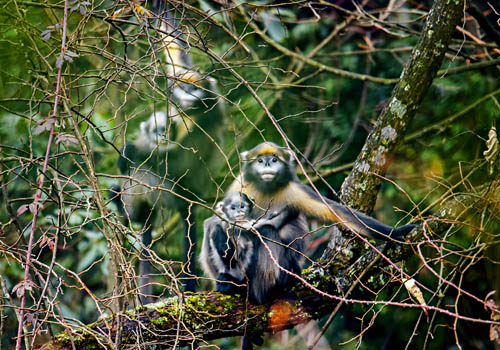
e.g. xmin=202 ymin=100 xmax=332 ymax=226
xmin=238 ymin=220 xmax=256 ymax=230
xmin=267 ymin=211 xmax=280 ymax=219
xmin=254 ymin=207 xmax=296 ymax=230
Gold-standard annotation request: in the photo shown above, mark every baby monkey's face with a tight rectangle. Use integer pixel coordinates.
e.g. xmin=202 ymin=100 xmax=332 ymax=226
xmin=222 ymin=193 xmax=253 ymax=221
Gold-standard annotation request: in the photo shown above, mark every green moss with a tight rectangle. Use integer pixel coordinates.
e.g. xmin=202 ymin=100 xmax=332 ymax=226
xmin=217 ymin=293 xmax=237 ymax=311
xmin=140 ymin=296 xmax=181 ymax=319
xmin=54 ymin=331 xmax=98 ymax=349
xmin=150 ymin=316 xmax=171 ymax=327
xmin=342 ymin=247 xmax=354 ymax=260
xmin=54 ymin=332 xmax=72 ymax=344
xmin=301 ymin=266 xmax=333 ymax=291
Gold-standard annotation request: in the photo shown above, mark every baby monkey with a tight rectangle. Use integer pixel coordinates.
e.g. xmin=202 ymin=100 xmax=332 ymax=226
xmin=200 ymin=192 xmax=304 ymax=304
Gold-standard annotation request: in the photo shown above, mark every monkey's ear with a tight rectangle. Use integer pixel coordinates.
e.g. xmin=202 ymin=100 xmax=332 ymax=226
xmin=283 ymin=149 xmax=295 ymax=163
xmin=240 ymin=151 xmax=249 ymax=161
xmin=215 ymin=201 xmax=224 ymax=214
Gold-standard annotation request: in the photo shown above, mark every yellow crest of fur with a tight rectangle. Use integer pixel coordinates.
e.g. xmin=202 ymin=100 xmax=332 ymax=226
xmin=162 ymin=39 xmax=201 ymax=85
xmin=256 ymin=144 xmax=281 ymax=156
xmin=246 ymin=142 xmax=290 ymax=162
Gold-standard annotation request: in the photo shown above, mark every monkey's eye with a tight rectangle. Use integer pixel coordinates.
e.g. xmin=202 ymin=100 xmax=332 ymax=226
xmin=231 ymin=205 xmax=236 ymax=210
xmin=258 ymin=158 xmax=264 ymax=163
xmin=272 ymin=157 xmax=278 ymax=163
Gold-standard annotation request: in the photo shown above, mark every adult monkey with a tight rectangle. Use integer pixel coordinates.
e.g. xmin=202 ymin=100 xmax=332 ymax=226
xmin=228 ymin=142 xmax=416 ymax=241
xmin=116 ymin=2 xmax=226 ymax=302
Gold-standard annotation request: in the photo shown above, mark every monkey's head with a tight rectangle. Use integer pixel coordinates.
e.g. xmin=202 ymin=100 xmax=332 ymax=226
xmin=221 ymin=192 xmax=253 ymax=221
xmin=137 ymin=112 xmax=168 ymax=149
xmin=137 ymin=109 xmax=182 ymax=150
xmin=241 ymin=142 xmax=296 ymax=193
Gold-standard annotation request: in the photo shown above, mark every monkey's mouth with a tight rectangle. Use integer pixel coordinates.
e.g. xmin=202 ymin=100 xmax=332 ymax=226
xmin=233 ymin=214 xmax=246 ymax=220
xmin=260 ymin=172 xmax=276 ymax=181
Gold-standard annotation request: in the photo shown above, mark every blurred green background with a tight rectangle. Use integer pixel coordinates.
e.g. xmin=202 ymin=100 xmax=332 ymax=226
xmin=0 ymin=0 xmax=498 ymax=348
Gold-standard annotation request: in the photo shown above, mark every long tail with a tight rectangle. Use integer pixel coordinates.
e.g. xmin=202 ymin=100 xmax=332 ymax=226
xmin=241 ymin=336 xmax=252 ymax=350
xmin=294 ymin=182 xmax=416 ymax=241
xmin=329 ymin=201 xmax=417 ymax=241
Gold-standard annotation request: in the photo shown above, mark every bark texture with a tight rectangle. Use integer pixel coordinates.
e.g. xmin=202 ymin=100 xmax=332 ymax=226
xmin=340 ymin=0 xmax=466 ymax=211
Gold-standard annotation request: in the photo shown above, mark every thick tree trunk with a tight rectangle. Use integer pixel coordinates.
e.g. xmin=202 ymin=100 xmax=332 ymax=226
xmin=322 ymin=0 xmax=467 ymax=269
xmin=340 ymin=0 xmax=467 ymax=211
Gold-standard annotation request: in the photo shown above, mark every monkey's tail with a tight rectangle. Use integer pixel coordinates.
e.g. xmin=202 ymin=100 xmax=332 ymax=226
xmin=329 ymin=201 xmax=417 ymax=241
xmin=241 ymin=336 xmax=252 ymax=350
xmin=392 ymin=223 xmax=418 ymax=239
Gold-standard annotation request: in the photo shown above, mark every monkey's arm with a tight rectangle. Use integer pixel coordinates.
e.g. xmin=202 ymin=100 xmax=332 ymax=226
xmin=292 ymin=182 xmax=416 ymax=241
xmin=200 ymin=216 xmax=228 ymax=279
xmin=211 ymin=223 xmax=248 ymax=295
xmin=201 ymin=216 xmax=247 ymax=285
xmin=202 ymin=216 xmax=256 ymax=297
xmin=253 ymin=207 xmax=298 ymax=231
xmin=212 ymin=225 xmax=237 ymax=268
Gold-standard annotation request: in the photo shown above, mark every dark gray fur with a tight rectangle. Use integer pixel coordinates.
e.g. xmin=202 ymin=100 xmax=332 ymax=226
xmin=200 ymin=192 xmax=306 ymax=304
xmin=116 ymin=80 xmax=225 ymax=301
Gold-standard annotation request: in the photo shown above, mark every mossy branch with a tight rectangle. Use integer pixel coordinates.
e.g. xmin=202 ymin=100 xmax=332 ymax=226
xmin=43 ymin=183 xmax=499 ymax=349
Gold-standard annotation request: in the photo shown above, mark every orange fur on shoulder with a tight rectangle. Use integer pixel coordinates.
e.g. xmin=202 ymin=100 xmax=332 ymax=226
xmin=229 ymin=177 xmax=342 ymax=224
xmin=286 ymin=182 xmax=341 ymax=223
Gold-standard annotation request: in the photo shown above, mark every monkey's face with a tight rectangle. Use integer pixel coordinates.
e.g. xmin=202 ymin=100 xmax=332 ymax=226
xmin=139 ymin=112 xmax=169 ymax=148
xmin=250 ymin=155 xmax=286 ymax=182
xmin=223 ymin=195 xmax=252 ymax=221
xmin=241 ymin=144 xmax=295 ymax=193
xmin=148 ymin=124 xmax=166 ymax=139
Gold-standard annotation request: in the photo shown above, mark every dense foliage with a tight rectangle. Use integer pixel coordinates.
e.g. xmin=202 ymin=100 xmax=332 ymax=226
xmin=0 ymin=0 xmax=498 ymax=349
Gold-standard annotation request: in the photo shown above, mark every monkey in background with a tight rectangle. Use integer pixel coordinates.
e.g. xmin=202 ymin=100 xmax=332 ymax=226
xmin=117 ymin=96 xmax=224 ymax=302
xmin=200 ymin=192 xmax=305 ymax=304
xmin=111 ymin=2 xmax=227 ymax=303
xmin=228 ymin=142 xmax=416 ymax=242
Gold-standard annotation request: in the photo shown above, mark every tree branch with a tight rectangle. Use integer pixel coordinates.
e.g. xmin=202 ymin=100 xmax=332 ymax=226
xmin=45 ymin=183 xmax=500 ymax=349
